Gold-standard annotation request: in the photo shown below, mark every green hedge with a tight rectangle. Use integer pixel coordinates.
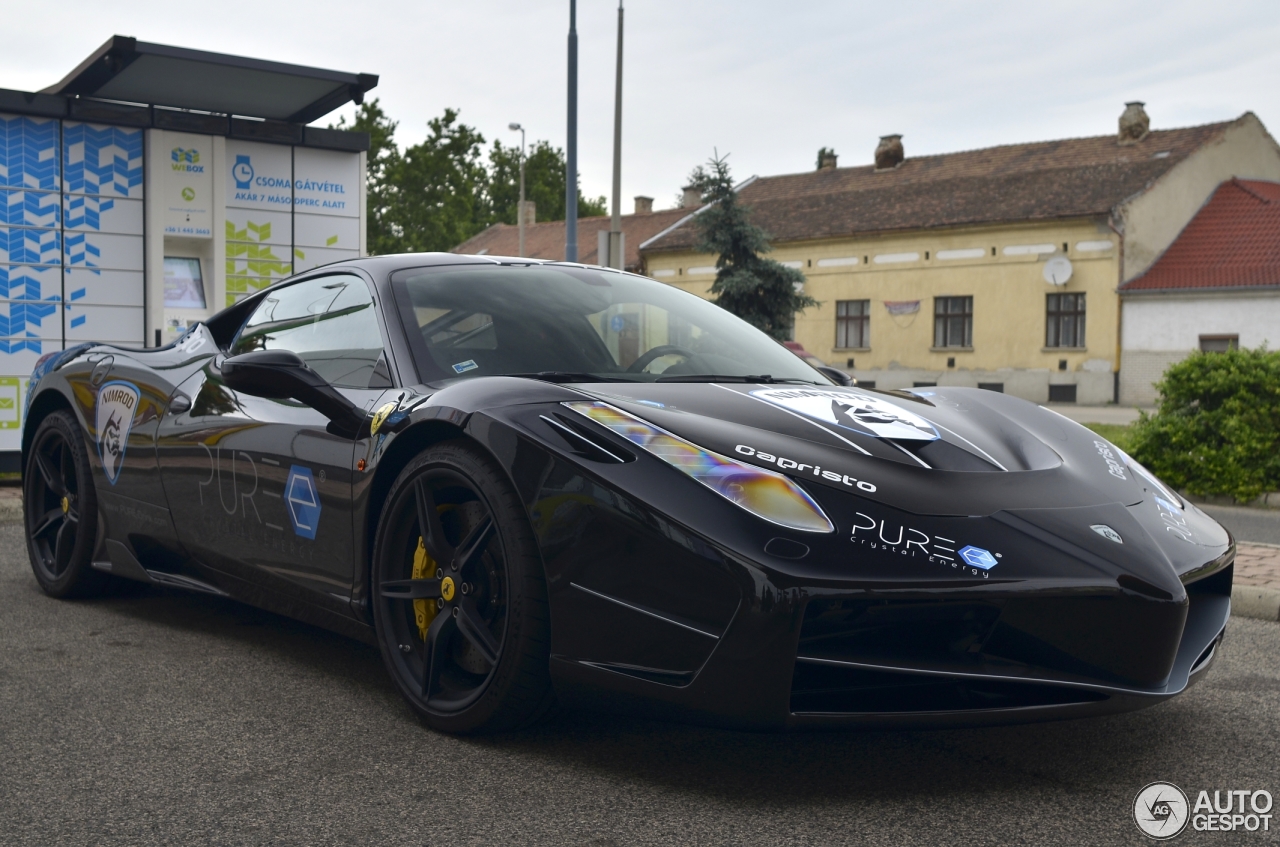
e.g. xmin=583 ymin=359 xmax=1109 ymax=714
xmin=1128 ymin=347 xmax=1280 ymax=502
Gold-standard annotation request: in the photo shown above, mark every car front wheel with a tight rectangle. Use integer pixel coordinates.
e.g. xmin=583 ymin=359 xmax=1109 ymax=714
xmin=370 ymin=440 xmax=555 ymax=733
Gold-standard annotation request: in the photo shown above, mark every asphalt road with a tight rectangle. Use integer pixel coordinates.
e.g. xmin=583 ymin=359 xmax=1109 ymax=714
xmin=1201 ymin=504 xmax=1280 ymax=546
xmin=2 ymin=523 xmax=1278 ymax=846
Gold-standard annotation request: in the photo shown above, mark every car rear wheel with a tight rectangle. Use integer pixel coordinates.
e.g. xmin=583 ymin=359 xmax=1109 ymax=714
xmin=24 ymin=410 xmax=106 ymax=598
xmin=371 ymin=440 xmax=555 ymax=733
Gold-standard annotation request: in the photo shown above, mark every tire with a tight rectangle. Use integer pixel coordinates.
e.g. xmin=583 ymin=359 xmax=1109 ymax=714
xmin=24 ymin=410 xmax=107 ymax=598
xmin=371 ymin=440 xmax=555 ymax=734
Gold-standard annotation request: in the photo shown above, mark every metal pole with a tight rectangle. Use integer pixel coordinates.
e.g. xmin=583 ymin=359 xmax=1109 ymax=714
xmin=509 ymin=123 xmax=525 ymax=257
xmin=608 ymin=0 xmax=624 ymax=269
xmin=565 ymin=0 xmax=578 ymax=262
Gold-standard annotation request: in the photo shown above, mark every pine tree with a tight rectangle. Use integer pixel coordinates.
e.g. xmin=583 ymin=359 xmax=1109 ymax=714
xmin=689 ymin=154 xmax=818 ymax=339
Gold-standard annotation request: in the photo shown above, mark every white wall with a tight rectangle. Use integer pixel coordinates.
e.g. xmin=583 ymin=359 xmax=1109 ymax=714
xmin=1119 ymin=291 xmax=1280 ymax=404
xmin=1122 ymin=292 xmax=1280 ymax=350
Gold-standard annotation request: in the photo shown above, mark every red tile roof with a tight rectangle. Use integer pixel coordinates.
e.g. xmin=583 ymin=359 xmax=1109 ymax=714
xmin=1121 ymin=179 xmax=1280 ymax=292
xmin=452 ymin=207 xmax=694 ymax=271
xmin=641 ymin=116 xmax=1250 ymax=252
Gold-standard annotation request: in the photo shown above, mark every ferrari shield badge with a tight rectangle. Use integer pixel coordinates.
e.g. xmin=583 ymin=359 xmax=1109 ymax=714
xmin=750 ymin=387 xmax=939 ymax=441
xmin=370 ymin=401 xmax=397 ymax=436
xmin=95 ymin=380 xmax=140 ymax=484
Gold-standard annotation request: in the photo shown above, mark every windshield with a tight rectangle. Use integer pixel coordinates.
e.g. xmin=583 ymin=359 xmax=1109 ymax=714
xmin=390 ymin=263 xmax=831 ymax=385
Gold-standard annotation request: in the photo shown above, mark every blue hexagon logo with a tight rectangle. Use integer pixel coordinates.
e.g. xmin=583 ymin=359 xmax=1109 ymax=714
xmin=959 ymin=545 xmax=999 ymax=570
xmin=285 ymin=465 xmax=320 ymax=540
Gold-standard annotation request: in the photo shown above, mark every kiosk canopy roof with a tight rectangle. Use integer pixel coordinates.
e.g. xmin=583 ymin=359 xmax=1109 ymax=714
xmin=44 ymin=35 xmax=378 ymax=124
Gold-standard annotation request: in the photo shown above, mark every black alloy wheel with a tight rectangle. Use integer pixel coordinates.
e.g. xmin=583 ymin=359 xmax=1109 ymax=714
xmin=24 ymin=410 xmax=105 ymax=597
xmin=371 ymin=441 xmax=554 ymax=733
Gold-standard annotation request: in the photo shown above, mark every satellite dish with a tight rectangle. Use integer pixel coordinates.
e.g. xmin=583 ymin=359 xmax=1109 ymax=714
xmin=1043 ymin=256 xmax=1073 ymax=285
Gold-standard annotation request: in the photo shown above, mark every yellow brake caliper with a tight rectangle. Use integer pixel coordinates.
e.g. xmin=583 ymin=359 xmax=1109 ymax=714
xmin=412 ymin=536 xmax=437 ymax=641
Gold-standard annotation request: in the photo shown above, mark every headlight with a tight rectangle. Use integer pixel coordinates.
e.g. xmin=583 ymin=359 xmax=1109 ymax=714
xmin=564 ymin=400 xmax=834 ymax=533
xmin=1119 ymin=448 xmax=1183 ymax=509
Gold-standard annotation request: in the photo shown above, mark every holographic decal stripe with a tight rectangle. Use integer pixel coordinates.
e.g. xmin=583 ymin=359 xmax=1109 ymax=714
xmin=564 ymin=400 xmax=834 ymax=534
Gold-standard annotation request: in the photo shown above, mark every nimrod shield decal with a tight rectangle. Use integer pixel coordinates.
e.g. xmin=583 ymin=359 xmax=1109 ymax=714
xmin=95 ymin=380 xmax=140 ymax=484
xmin=750 ymin=387 xmax=940 ymax=441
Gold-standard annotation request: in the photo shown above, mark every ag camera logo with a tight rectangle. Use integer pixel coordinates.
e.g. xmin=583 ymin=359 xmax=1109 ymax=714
xmin=232 ymin=155 xmax=255 ymax=190
xmin=1134 ymin=782 xmax=1189 ymax=839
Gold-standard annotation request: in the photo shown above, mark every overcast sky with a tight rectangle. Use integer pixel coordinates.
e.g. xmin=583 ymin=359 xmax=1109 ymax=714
xmin=6 ymin=1 xmax=1279 ymax=213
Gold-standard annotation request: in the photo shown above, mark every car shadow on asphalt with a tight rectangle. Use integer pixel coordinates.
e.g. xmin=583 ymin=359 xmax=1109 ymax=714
xmin=13 ymin=562 xmax=1255 ymax=807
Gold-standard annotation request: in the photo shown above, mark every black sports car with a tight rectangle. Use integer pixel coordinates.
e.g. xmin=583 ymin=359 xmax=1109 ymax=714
xmin=21 ymin=255 xmax=1234 ymax=733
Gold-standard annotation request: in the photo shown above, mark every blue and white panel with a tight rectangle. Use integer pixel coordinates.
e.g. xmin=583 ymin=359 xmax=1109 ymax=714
xmin=293 ymin=246 xmax=359 ymax=274
xmin=64 ymin=268 xmax=143 ymax=307
xmin=0 ymin=114 xmax=59 ymax=191
xmin=64 ymin=194 xmax=143 ymax=235
xmin=0 ymin=299 xmax=61 ymax=341
xmin=0 ymin=226 xmax=61 ymax=266
xmin=0 ymin=264 xmax=62 ymax=303
xmin=64 ymin=303 xmax=143 ymax=345
xmin=1 ymin=189 xmax=60 ymax=228
xmin=62 ymin=123 xmax=144 ymax=199
xmin=0 ymin=339 xmax=61 ymax=383
xmin=64 ymin=231 xmax=143 ymax=272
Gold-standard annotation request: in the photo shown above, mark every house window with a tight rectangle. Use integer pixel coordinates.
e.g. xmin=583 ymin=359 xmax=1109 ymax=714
xmin=933 ymin=296 xmax=972 ymax=348
xmin=1199 ymin=335 xmax=1238 ymax=352
xmin=835 ymin=299 xmax=870 ymax=348
xmin=1046 ymin=293 xmax=1086 ymax=348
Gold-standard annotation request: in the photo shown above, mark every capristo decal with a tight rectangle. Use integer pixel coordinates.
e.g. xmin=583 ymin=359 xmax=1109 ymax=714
xmin=850 ymin=510 xmax=1001 ymax=577
xmin=95 ymin=380 xmax=139 ymax=485
xmin=750 ymin=387 xmax=939 ymax=441
xmin=1094 ymin=440 xmax=1127 ymax=480
xmin=734 ymin=444 xmax=877 ymax=492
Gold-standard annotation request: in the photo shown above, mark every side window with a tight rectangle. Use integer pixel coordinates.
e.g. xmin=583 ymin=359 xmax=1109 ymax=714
xmin=231 ymin=274 xmax=387 ymax=388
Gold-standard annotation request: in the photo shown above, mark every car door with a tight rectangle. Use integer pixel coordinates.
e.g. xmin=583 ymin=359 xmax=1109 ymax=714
xmin=157 ymin=271 xmax=392 ymax=609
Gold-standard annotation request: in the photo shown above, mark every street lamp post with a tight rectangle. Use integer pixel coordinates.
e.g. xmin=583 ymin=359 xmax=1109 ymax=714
xmin=565 ymin=0 xmax=578 ymax=262
xmin=508 ymin=122 xmax=525 ymax=258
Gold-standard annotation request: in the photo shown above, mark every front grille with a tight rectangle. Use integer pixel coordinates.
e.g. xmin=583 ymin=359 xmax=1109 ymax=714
xmin=790 ymin=661 xmax=1105 ymax=714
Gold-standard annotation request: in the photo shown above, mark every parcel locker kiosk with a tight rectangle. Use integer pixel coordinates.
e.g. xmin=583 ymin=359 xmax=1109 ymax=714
xmin=0 ymin=35 xmax=375 ymax=467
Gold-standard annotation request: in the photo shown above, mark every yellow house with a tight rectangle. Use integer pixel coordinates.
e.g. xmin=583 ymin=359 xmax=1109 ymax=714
xmin=639 ymin=106 xmax=1280 ymax=404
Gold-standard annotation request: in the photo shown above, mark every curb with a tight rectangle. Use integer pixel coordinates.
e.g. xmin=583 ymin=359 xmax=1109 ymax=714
xmin=1232 ymin=585 xmax=1280 ymax=622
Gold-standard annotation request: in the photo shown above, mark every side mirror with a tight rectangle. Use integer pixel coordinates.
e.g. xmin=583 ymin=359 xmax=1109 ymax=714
xmin=816 ymin=365 xmax=856 ymax=387
xmin=221 ymin=349 xmax=368 ymax=437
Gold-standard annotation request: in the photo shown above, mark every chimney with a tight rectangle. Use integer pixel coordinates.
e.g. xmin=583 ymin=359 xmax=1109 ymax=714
xmin=520 ymin=200 xmax=536 ymax=227
xmin=874 ymin=135 xmax=904 ymax=170
xmin=633 ymin=195 xmax=654 ymax=215
xmin=1118 ymin=101 xmax=1150 ymax=145
xmin=817 ymin=148 xmax=838 ymax=170
xmin=682 ymin=185 xmax=703 ymax=208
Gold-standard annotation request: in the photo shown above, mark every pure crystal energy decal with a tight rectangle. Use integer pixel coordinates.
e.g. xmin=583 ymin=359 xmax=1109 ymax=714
xmin=749 ymin=387 xmax=939 ymax=441
xmin=95 ymin=380 xmax=139 ymax=485
xmin=285 ymin=465 xmax=321 ymax=540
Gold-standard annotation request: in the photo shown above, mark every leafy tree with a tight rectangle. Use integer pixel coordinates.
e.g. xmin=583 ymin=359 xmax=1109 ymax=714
xmin=392 ymin=109 xmax=491 ymax=252
xmin=1128 ymin=346 xmax=1280 ymax=502
xmin=332 ymin=104 xmax=606 ymax=255
xmin=688 ymin=153 xmax=818 ymax=339
xmin=330 ymin=100 xmax=402 ymax=255
xmin=487 ymin=139 xmax=606 ymax=225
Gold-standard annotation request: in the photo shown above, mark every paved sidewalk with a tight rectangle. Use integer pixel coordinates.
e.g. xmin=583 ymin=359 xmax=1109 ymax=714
xmin=1234 ymin=542 xmax=1280 ymax=621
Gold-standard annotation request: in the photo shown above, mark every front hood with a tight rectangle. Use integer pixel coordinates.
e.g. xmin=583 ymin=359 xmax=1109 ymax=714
xmin=571 ymin=382 xmax=1217 ymax=529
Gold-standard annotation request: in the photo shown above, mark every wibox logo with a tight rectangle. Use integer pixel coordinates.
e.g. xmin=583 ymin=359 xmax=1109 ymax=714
xmin=170 ymin=147 xmax=204 ymax=173
xmin=232 ymin=155 xmax=254 ymax=190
